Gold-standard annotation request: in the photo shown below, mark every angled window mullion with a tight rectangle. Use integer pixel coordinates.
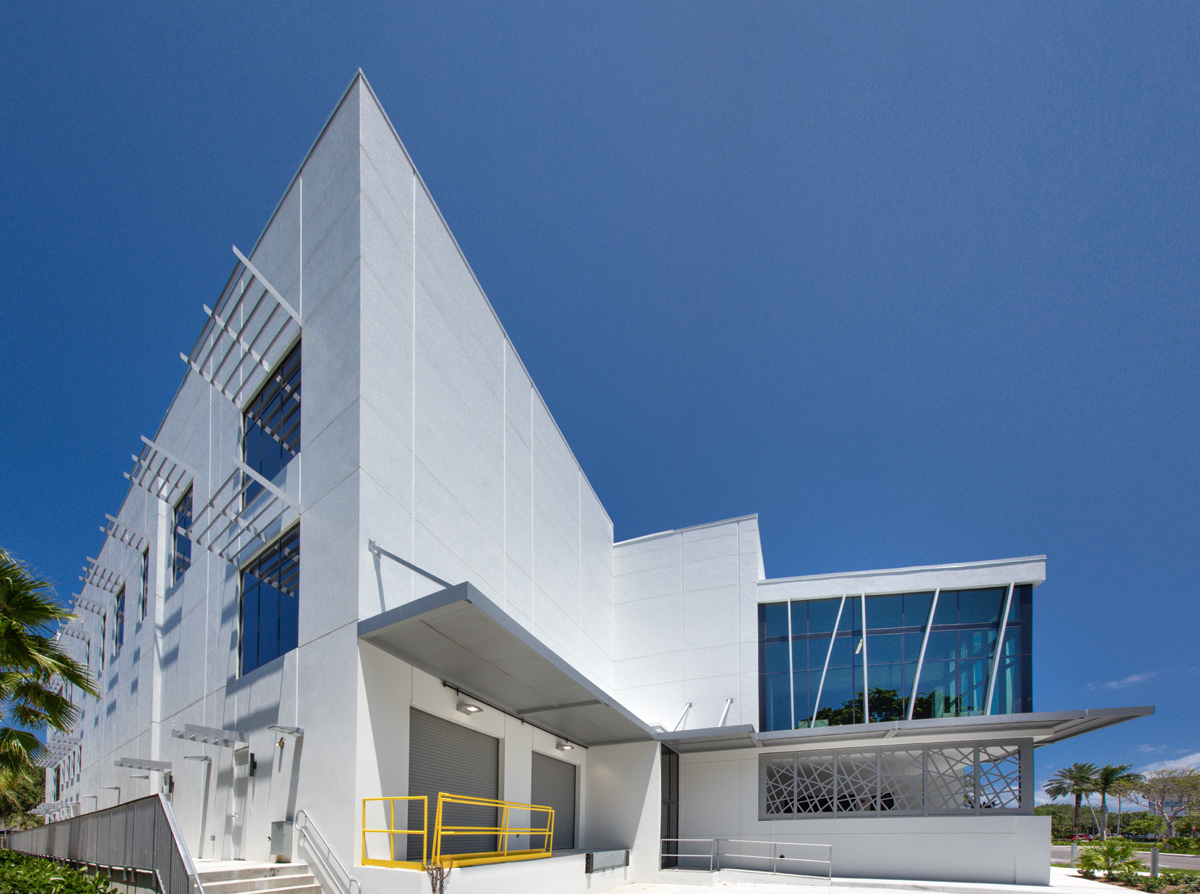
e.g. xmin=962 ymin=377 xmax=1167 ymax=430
xmin=983 ymin=583 xmax=1015 ymax=716
xmin=811 ymin=594 xmax=846 ymax=726
xmin=907 ymin=588 xmax=940 ymax=720
xmin=860 ymin=594 xmax=868 ymax=723
xmin=787 ymin=599 xmax=795 ymax=730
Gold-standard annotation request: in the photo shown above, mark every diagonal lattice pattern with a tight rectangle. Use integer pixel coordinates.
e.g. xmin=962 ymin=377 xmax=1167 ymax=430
xmin=926 ymin=746 xmax=976 ymax=812
xmin=880 ymin=749 xmax=925 ymax=813
xmin=976 ymin=745 xmax=1021 ymax=809
xmin=793 ymin=753 xmax=836 ymax=814
xmin=837 ymin=751 xmax=878 ymax=813
xmin=762 ymin=742 xmax=1024 ymax=818
xmin=764 ymin=756 xmax=797 ymax=815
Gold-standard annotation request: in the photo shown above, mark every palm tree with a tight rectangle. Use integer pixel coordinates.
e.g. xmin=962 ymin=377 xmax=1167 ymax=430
xmin=1095 ymin=764 xmax=1144 ymax=840
xmin=0 ymin=548 xmax=97 ymax=778
xmin=1076 ymin=839 xmax=1144 ymax=879
xmin=1044 ymin=762 xmax=1099 ymax=839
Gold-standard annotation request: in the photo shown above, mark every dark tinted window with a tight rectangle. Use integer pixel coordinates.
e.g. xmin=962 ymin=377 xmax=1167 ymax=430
xmin=243 ymin=342 xmax=301 ymax=504
xmin=240 ymin=526 xmax=300 ymax=676
xmin=173 ymin=488 xmax=192 ymax=584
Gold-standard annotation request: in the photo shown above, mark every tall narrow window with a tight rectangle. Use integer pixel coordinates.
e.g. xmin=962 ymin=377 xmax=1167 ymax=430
xmin=100 ymin=613 xmax=106 ymax=671
xmin=140 ymin=548 xmax=149 ymax=620
xmin=239 ymin=525 xmax=299 ymax=676
xmin=172 ymin=487 xmax=192 ymax=585
xmin=114 ymin=586 xmax=125 ymax=657
xmin=243 ymin=341 xmax=301 ymax=504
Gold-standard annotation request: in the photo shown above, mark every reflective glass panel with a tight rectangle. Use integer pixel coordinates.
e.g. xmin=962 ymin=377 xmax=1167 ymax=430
xmin=244 ymin=342 xmax=301 ymax=505
xmin=172 ymin=488 xmax=192 ymax=584
xmin=240 ymin=525 xmax=300 ymax=676
xmin=912 ymin=588 xmax=1006 ymax=719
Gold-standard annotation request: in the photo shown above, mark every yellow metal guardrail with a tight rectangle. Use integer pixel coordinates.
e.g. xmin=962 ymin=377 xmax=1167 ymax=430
xmin=362 ymin=796 xmax=427 ymax=869
xmin=431 ymin=793 xmax=554 ymax=868
xmin=361 ymin=793 xmax=555 ymax=869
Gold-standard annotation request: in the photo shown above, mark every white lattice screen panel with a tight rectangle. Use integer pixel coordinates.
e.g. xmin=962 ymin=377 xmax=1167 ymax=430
xmin=761 ymin=740 xmax=1026 ymax=818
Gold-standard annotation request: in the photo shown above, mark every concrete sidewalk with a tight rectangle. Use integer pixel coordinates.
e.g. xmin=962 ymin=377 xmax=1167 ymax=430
xmin=609 ymin=866 xmax=1126 ymax=894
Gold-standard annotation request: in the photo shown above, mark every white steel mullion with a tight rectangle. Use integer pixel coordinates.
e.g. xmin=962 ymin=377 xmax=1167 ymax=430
xmin=811 ymin=594 xmax=846 ymax=727
xmin=787 ymin=600 xmax=795 ymax=730
xmin=983 ymin=583 xmax=1015 ymax=716
xmin=860 ymin=593 xmax=869 ymax=722
xmin=907 ymin=588 xmax=940 ymax=721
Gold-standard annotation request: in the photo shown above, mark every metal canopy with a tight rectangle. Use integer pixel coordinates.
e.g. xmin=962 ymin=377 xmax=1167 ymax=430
xmin=658 ymin=725 xmax=758 ymax=753
xmin=116 ymin=757 xmax=173 ymax=772
xmin=171 ymin=723 xmax=246 ymax=749
xmin=750 ymin=705 xmax=1154 ymax=751
xmin=183 ymin=245 xmax=301 ymax=412
xmin=359 ymin=583 xmax=658 ymax=747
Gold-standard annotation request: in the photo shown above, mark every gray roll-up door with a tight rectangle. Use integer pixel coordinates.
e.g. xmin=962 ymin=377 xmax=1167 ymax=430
xmin=531 ymin=751 xmax=577 ymax=850
xmin=408 ymin=709 xmax=499 ymax=861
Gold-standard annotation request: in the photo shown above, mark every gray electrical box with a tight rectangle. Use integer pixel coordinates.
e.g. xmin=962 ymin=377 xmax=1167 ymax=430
xmin=269 ymin=821 xmax=294 ymax=858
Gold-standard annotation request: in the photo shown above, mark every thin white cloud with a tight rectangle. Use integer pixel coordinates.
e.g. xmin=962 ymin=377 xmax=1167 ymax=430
xmin=1088 ymin=671 xmax=1158 ymax=691
xmin=1138 ymin=744 xmax=1169 ymax=754
xmin=1142 ymin=752 xmax=1200 ymax=773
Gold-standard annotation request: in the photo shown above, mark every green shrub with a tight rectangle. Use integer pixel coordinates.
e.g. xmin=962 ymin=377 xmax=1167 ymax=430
xmin=1162 ymin=838 xmax=1200 ymax=856
xmin=1077 ymin=839 xmax=1146 ymax=879
xmin=0 ymin=850 xmax=114 ymax=894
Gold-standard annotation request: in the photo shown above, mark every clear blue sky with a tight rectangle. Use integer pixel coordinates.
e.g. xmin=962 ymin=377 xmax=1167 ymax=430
xmin=1 ymin=3 xmax=1196 ymax=794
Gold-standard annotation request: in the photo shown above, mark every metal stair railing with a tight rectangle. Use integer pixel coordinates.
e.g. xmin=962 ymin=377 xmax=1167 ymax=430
xmin=5 ymin=794 xmax=204 ymax=894
xmin=295 ymin=809 xmax=361 ymax=894
xmin=718 ymin=838 xmax=832 ymax=881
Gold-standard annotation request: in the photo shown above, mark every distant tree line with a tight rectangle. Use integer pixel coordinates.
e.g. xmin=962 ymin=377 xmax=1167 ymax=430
xmin=1042 ymin=762 xmax=1200 ymax=841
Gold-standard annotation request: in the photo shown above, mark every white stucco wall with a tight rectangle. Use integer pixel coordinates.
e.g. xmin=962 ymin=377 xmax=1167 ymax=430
xmin=677 ymin=745 xmax=1050 ymax=885
xmin=611 ymin=517 xmax=763 ymax=731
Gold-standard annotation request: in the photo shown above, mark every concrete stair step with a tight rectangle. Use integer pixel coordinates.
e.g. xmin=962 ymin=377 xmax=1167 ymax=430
xmin=196 ymin=865 xmax=312 ymax=885
xmin=203 ymin=874 xmax=318 ymax=893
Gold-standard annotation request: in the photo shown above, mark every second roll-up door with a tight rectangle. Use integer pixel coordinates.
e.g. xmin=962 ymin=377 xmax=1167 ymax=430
xmin=531 ymin=751 xmax=577 ymax=850
xmin=408 ymin=708 xmax=499 ymax=860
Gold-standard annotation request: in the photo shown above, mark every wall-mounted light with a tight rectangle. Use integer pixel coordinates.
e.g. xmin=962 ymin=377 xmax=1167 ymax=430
xmin=556 ymin=739 xmax=574 ymax=752
xmin=457 ymin=697 xmax=482 ymax=716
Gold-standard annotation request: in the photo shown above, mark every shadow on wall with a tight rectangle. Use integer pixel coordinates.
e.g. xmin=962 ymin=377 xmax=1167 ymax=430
xmin=584 ymin=741 xmax=658 ymax=851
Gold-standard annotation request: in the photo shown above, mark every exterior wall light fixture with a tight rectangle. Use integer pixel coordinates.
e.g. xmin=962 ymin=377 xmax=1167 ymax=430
xmin=556 ymin=739 xmax=574 ymax=751
xmin=457 ymin=697 xmax=483 ymax=715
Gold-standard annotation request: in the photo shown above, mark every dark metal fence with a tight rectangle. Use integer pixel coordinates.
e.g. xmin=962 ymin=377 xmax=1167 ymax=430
xmin=4 ymin=794 xmax=202 ymax=894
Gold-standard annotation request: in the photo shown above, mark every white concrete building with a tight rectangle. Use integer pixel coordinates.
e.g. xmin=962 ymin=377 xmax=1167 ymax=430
xmin=42 ymin=73 xmax=1149 ymax=891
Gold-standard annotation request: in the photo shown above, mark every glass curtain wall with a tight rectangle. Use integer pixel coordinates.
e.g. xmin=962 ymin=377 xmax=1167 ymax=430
xmin=759 ymin=585 xmax=1032 ymax=731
